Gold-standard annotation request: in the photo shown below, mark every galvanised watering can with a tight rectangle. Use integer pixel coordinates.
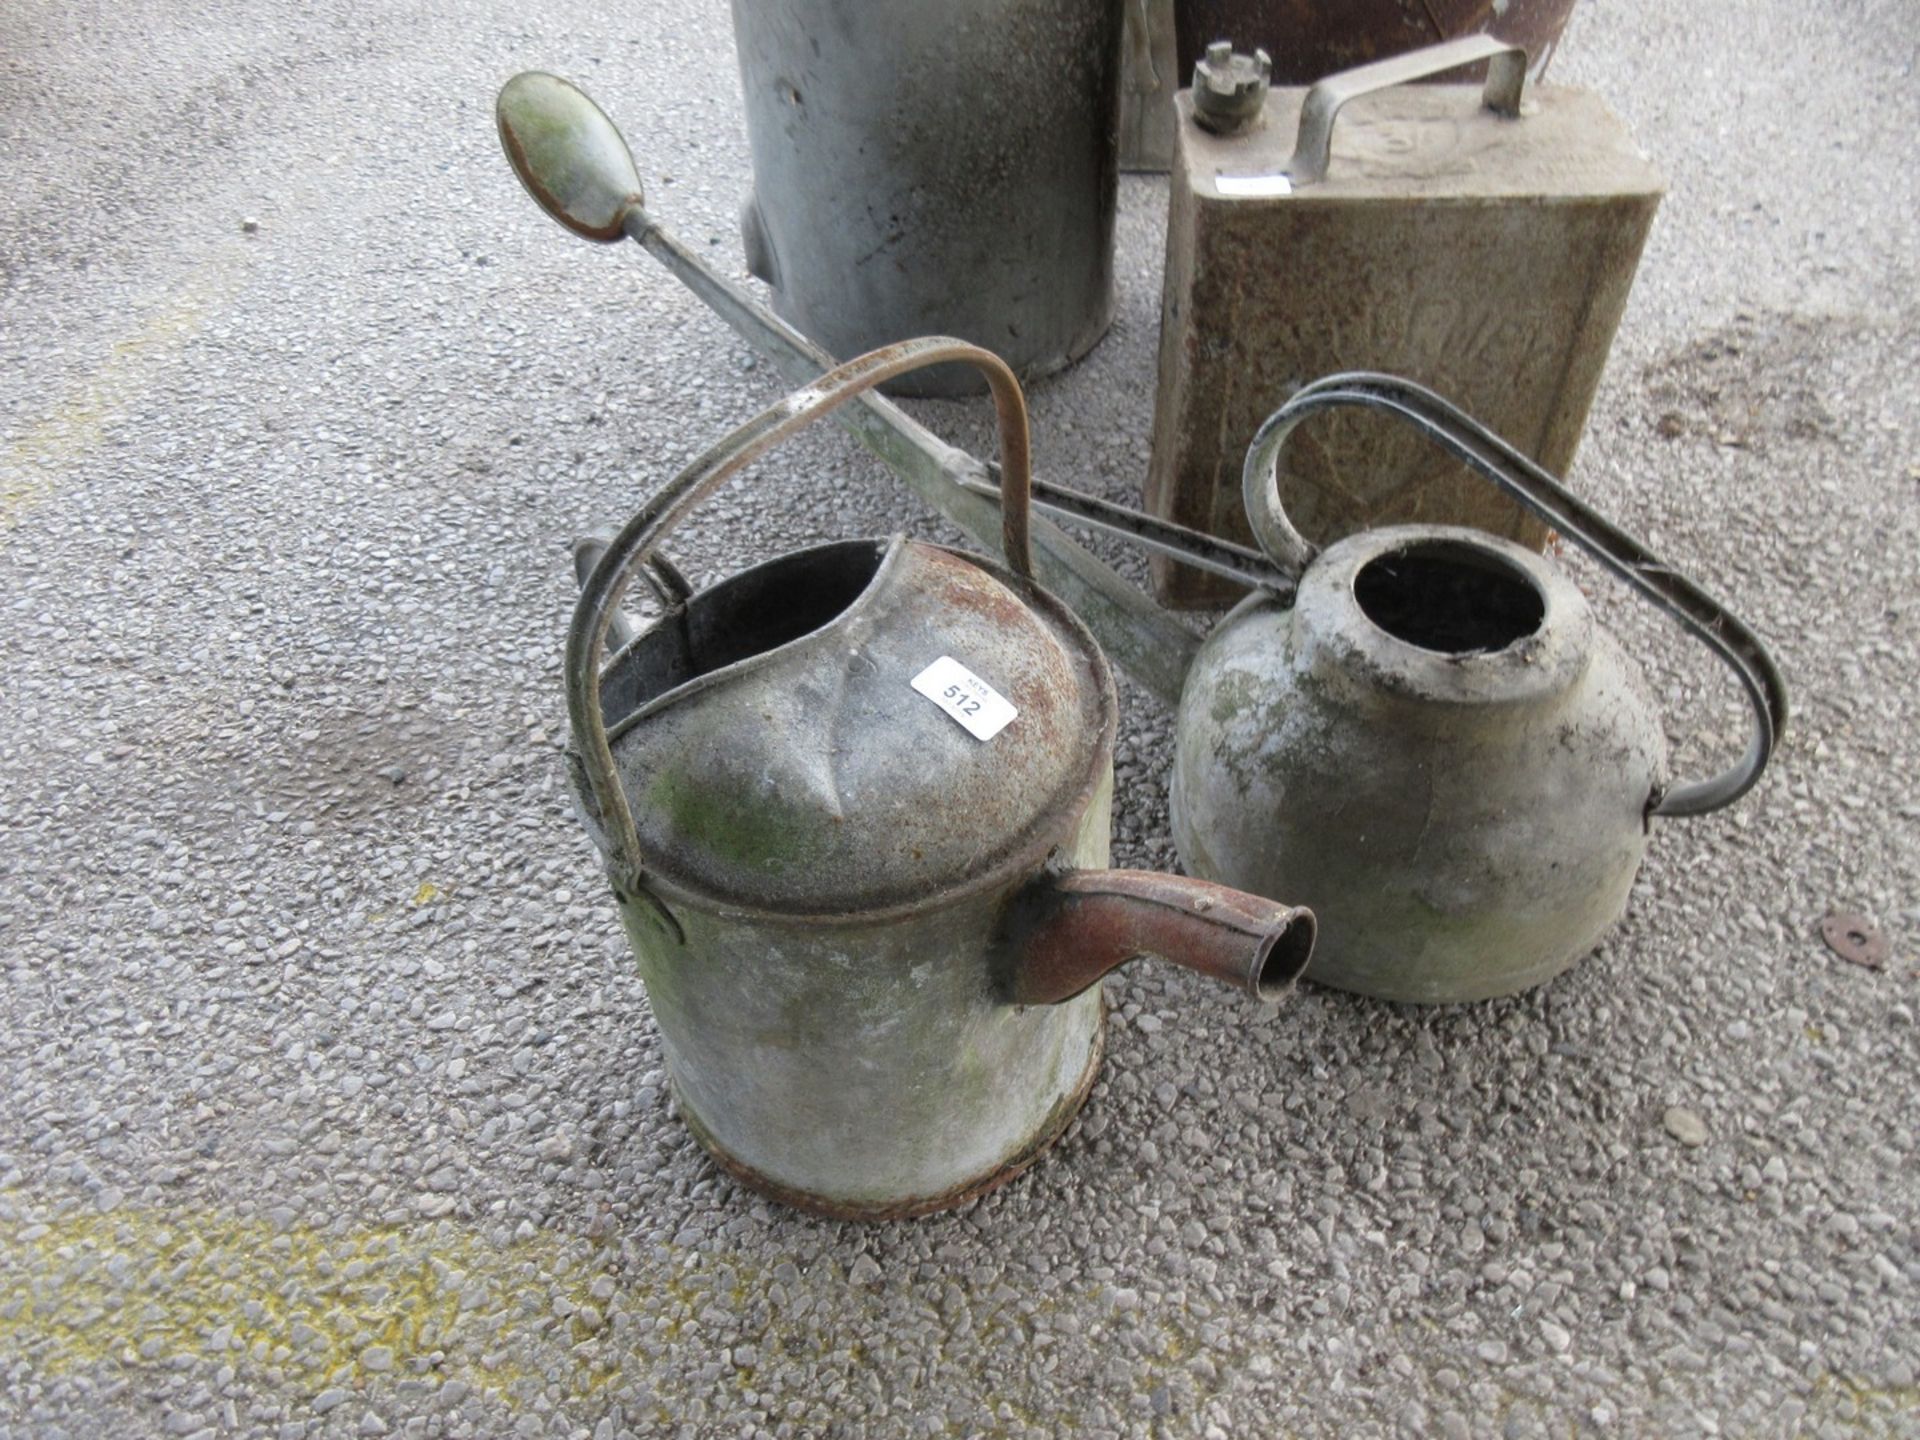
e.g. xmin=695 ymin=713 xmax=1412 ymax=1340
xmin=567 ymin=337 xmax=1315 ymax=1220
xmin=1171 ymin=375 xmax=1789 ymax=1003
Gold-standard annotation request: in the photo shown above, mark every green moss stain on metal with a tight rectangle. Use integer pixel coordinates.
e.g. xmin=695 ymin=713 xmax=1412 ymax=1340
xmin=644 ymin=767 xmax=821 ymax=880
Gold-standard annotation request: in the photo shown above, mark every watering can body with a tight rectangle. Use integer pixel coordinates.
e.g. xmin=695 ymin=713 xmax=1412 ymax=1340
xmin=1170 ymin=375 xmax=1786 ymax=1005
xmin=731 ymin=0 xmax=1123 ymax=397
xmin=565 ymin=341 xmax=1313 ymax=1219
xmin=578 ymin=536 xmax=1116 ymax=1215
xmin=1174 ymin=526 xmax=1669 ymax=1003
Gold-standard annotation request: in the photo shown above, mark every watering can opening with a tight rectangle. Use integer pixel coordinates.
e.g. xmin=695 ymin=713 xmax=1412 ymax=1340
xmin=1351 ymin=536 xmax=1546 ymax=657
xmin=600 ymin=538 xmax=891 ymax=741
xmin=1251 ymin=912 xmax=1318 ymax=999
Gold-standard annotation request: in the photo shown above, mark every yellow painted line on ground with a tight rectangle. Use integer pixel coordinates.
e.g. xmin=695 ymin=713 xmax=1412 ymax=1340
xmin=1 ymin=257 xmax=242 ymax=531
xmin=0 ymin=1203 xmax=693 ymax=1417
xmin=0 ymin=1198 xmax=1100 ymax=1430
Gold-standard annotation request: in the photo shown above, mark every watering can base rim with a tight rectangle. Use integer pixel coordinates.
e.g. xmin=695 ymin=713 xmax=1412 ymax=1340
xmin=670 ymin=1011 xmax=1106 ymax=1221
xmin=1300 ymin=952 xmax=1581 ymax=1006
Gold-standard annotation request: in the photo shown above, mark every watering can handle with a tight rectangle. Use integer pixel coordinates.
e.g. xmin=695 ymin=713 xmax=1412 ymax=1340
xmin=567 ymin=338 xmax=1036 ymax=923
xmin=1288 ymin=34 xmax=1527 ymax=184
xmin=1240 ymin=372 xmax=1789 ymax=820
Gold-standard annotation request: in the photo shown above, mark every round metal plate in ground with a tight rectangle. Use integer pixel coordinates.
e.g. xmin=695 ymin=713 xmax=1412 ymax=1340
xmin=1820 ymin=912 xmax=1890 ymax=969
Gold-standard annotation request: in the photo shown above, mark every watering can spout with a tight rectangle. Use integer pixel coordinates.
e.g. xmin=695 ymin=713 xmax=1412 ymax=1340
xmin=1000 ymin=868 xmax=1316 ymax=1007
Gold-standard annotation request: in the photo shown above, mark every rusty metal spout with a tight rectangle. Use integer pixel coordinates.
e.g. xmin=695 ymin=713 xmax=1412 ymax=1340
xmin=1000 ymin=868 xmax=1315 ymax=1007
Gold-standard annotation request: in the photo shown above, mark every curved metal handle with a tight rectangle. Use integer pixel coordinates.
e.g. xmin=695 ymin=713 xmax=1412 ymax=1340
xmin=566 ymin=338 xmax=1036 ymax=926
xmin=1240 ymin=373 xmax=1788 ymax=819
xmin=570 ymin=533 xmax=694 ymax=654
xmin=1288 ymin=34 xmax=1527 ymax=184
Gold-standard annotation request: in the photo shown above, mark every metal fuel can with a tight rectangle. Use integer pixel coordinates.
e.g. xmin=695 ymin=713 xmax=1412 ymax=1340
xmin=1144 ymin=36 xmax=1664 ymax=606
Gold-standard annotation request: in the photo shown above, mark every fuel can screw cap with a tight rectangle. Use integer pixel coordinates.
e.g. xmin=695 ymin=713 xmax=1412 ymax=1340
xmin=1193 ymin=41 xmax=1271 ymax=134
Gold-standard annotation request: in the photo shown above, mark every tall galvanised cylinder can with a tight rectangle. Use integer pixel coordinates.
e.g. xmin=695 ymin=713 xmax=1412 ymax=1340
xmin=731 ymin=0 xmax=1124 ymax=397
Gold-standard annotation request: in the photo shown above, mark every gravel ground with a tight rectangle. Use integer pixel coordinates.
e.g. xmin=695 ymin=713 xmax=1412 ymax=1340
xmin=2 ymin=1 xmax=1917 ymax=1437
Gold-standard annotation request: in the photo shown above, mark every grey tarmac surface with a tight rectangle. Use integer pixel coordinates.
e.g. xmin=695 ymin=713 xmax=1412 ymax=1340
xmin=1 ymin=1 xmax=1916 ymax=1437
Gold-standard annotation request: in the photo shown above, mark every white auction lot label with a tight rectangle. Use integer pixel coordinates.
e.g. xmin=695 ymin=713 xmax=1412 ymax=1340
xmin=911 ymin=656 xmax=1018 ymax=741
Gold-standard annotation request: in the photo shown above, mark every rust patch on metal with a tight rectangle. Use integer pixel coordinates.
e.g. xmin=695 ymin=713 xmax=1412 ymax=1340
xmin=673 ymin=1014 xmax=1107 ymax=1222
xmin=925 ymin=548 xmax=1040 ymax=631
xmin=1821 ymin=912 xmax=1890 ymax=970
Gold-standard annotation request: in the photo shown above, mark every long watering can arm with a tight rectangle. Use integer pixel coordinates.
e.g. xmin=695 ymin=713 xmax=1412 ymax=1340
xmin=958 ymin=465 xmax=1294 ymax=596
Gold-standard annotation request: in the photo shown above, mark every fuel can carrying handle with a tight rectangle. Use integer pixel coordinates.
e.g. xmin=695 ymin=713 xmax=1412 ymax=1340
xmin=1287 ymin=34 xmax=1528 ymax=184
xmin=566 ymin=339 xmax=1036 ymax=923
xmin=1239 ymin=372 xmax=1789 ymax=819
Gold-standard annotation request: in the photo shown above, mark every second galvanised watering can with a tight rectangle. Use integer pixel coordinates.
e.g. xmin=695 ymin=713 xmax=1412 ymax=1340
xmin=567 ymin=337 xmax=1315 ymax=1220
xmin=1171 ymin=375 xmax=1789 ymax=1003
